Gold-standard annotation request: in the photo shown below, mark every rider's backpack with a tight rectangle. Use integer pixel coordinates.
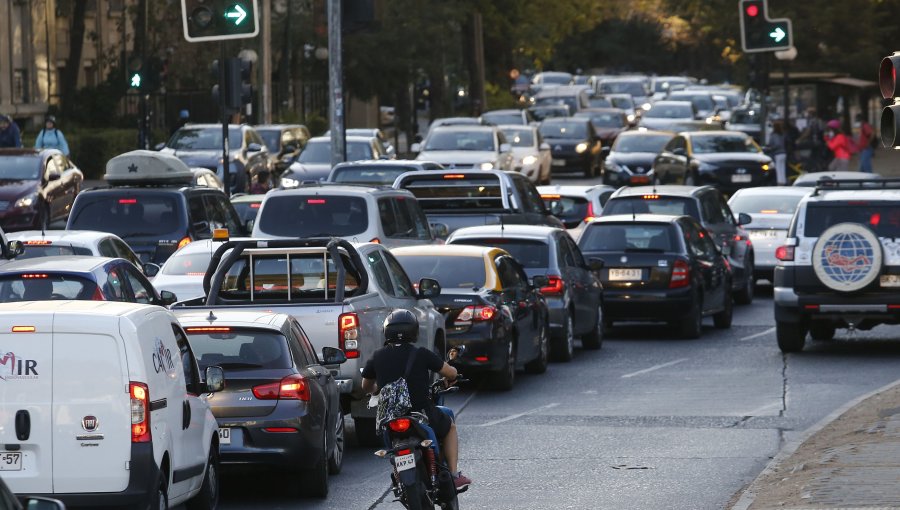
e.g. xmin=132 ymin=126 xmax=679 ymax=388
xmin=375 ymin=347 xmax=420 ymax=429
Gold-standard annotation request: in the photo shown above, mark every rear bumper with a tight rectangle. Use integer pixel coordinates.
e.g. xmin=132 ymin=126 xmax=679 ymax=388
xmin=217 ymin=414 xmax=323 ymax=468
xmin=446 ymin=323 xmax=508 ymax=372
xmin=22 ymin=443 xmax=159 ymax=508
xmin=774 ymin=285 xmax=900 ymax=326
xmin=602 ymin=287 xmax=693 ymax=321
xmin=545 ymin=297 xmax=568 ymax=338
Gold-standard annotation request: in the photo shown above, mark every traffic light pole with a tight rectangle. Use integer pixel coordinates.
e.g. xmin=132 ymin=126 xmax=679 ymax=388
xmin=220 ymin=42 xmax=230 ymax=196
xmin=328 ymin=0 xmax=345 ymax=168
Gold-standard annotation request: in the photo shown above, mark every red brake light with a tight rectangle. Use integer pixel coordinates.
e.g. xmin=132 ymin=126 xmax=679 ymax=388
xmin=92 ymin=286 xmax=105 ymax=301
xmin=540 ymin=275 xmax=565 ymax=296
xmin=250 ymin=203 xmax=261 ymax=209
xmin=871 ymin=213 xmax=881 ymax=226
xmin=669 ymin=259 xmax=690 ymax=288
xmin=775 ymin=245 xmax=795 ymax=261
xmin=443 ymin=174 xmax=465 ymax=179
xmin=308 ymin=199 xmax=326 ymax=204
xmin=339 ymin=312 xmax=360 ymax=358
xmin=185 ymin=326 xmax=233 ymax=333
xmin=130 ymin=382 xmax=151 ymax=443
xmin=263 ymin=427 xmax=298 ymax=433
xmin=252 ymin=374 xmax=310 ymax=401
xmin=388 ymin=418 xmax=412 ymax=433
xmin=584 ymin=202 xmax=596 ymax=223
xmin=475 ymin=356 xmax=489 ymax=362
xmin=119 ymin=198 xmax=137 ymax=204
xmin=454 ymin=305 xmax=497 ymax=326
xmin=21 ymin=273 xmax=48 ymax=279
xmin=24 ymin=240 xmax=52 ymax=246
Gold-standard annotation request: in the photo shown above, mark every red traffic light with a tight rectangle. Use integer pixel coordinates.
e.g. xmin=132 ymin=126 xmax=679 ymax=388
xmin=745 ymin=4 xmax=759 ymax=17
xmin=879 ymin=53 xmax=900 ymax=99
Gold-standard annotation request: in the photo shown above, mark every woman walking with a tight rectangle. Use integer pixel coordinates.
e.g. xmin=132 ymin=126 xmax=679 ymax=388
xmin=824 ymin=119 xmax=852 ymax=172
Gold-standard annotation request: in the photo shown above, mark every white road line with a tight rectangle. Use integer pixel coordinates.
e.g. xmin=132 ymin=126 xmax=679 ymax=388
xmin=740 ymin=401 xmax=781 ymax=416
xmin=479 ymin=403 xmax=559 ymax=427
xmin=621 ymin=358 xmax=689 ymax=379
xmin=740 ymin=327 xmax=776 ymax=342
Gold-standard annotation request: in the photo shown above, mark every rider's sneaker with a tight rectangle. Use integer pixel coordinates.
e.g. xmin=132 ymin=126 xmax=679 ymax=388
xmin=453 ymin=472 xmax=472 ymax=492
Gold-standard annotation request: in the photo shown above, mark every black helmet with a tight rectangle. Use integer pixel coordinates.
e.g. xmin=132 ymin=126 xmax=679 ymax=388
xmin=383 ymin=309 xmax=419 ymax=344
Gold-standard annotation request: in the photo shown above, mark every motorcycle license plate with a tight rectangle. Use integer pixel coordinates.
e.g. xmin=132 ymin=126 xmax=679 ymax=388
xmin=394 ymin=453 xmax=416 ymax=471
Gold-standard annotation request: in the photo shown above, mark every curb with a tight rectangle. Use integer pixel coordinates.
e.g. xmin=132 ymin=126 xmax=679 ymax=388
xmin=730 ymin=376 xmax=900 ymax=510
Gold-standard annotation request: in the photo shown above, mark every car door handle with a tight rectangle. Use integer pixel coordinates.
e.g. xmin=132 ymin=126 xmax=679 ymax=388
xmin=182 ymin=400 xmax=191 ymax=430
xmin=15 ymin=410 xmax=30 ymax=441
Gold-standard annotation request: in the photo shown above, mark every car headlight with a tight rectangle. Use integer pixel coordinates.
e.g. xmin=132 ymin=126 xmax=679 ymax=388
xmin=281 ymin=177 xmax=300 ymax=188
xmin=761 ymin=162 xmax=771 ymax=171
xmin=575 ymin=143 xmax=588 ymax=154
xmin=522 ymin=155 xmax=537 ymax=166
xmin=626 ymin=114 xmax=636 ymax=123
xmin=480 ymin=162 xmax=494 ymax=170
xmin=641 ymin=103 xmax=653 ymax=111
xmin=697 ymin=161 xmax=718 ymax=172
xmin=15 ymin=192 xmax=36 ymax=209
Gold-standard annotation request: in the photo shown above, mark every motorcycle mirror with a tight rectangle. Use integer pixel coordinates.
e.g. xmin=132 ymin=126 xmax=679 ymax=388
xmin=448 ymin=345 xmax=465 ymax=362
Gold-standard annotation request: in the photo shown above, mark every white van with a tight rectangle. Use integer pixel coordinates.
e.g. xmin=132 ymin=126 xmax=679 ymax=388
xmin=0 ymin=300 xmax=224 ymax=509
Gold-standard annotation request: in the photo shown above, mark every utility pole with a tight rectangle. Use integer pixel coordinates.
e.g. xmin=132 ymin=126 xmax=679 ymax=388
xmin=138 ymin=0 xmax=149 ymax=149
xmin=328 ymin=0 xmax=345 ymax=167
xmin=260 ymin=0 xmax=272 ymax=123
xmin=470 ymin=11 xmax=486 ymax=116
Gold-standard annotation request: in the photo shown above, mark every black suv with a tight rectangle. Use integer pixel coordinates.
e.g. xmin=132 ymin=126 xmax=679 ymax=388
xmin=67 ymin=152 xmax=246 ymax=264
xmin=602 ymin=185 xmax=755 ymax=304
xmin=774 ymin=179 xmax=900 ymax=352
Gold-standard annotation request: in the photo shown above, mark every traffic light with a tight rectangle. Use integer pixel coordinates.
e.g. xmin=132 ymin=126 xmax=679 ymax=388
xmin=181 ymin=0 xmax=259 ymax=43
xmin=739 ymin=0 xmax=792 ymax=53
xmin=237 ymin=59 xmax=253 ymax=107
xmin=127 ymin=56 xmax=143 ymax=89
xmin=211 ymin=58 xmax=253 ymax=112
xmin=879 ymin=52 xmax=900 ymax=148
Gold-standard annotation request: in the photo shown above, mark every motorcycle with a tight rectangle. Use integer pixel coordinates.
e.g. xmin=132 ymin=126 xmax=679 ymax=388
xmin=374 ymin=349 xmax=467 ymax=510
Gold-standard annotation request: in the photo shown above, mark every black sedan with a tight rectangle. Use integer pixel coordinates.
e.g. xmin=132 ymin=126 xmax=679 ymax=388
xmin=574 ymin=108 xmax=630 ymax=147
xmin=578 ymin=215 xmax=732 ymax=339
xmin=652 ymin=131 xmax=774 ymax=192
xmin=392 ymin=244 xmax=550 ymax=391
xmin=176 ymin=310 xmax=348 ymax=498
xmin=602 ymin=130 xmax=675 ymax=187
xmin=0 ymin=148 xmax=83 ymax=231
xmin=539 ymin=117 xmax=603 ymax=178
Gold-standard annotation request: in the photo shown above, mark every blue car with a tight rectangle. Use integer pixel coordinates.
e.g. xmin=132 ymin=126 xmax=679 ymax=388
xmin=0 ymin=256 xmax=177 ymax=305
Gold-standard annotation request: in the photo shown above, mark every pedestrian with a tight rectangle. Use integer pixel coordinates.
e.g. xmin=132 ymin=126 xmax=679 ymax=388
xmin=854 ymin=113 xmax=876 ymax=173
xmin=797 ymin=107 xmax=826 ymax=172
xmin=34 ymin=115 xmax=69 ymax=156
xmin=171 ymin=109 xmax=190 ymax=136
xmin=249 ymin=169 xmax=270 ymax=194
xmin=0 ymin=115 xmax=21 ymax=148
xmin=766 ymin=120 xmax=788 ymax=185
xmin=824 ymin=119 xmax=853 ymax=172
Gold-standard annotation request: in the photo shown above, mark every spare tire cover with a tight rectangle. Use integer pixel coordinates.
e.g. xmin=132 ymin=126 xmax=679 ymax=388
xmin=812 ymin=222 xmax=882 ymax=292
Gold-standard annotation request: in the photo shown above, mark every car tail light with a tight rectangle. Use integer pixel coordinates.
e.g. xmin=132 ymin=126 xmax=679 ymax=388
xmin=642 ymin=194 xmax=660 ymax=200
xmin=177 ymin=236 xmax=191 ymax=250
xmin=388 ymin=418 xmax=411 ymax=433
xmin=91 ymin=286 xmax=105 ymax=301
xmin=443 ymin=174 xmax=465 ymax=179
xmin=775 ymin=246 xmax=795 ymax=261
xmin=264 ymin=427 xmax=298 ymax=433
xmin=252 ymin=374 xmax=310 ymax=401
xmin=250 ymin=203 xmax=261 ymax=209
xmin=130 ymin=382 xmax=151 ymax=443
xmin=540 ymin=276 xmax=564 ymax=296
xmin=669 ymin=259 xmax=690 ymax=289
xmin=454 ymin=305 xmax=496 ymax=326
xmin=396 ymin=448 xmax=412 ymax=456
xmin=475 ymin=356 xmax=489 ymax=362
xmin=308 ymin=199 xmax=326 ymax=204
xmin=20 ymin=273 xmax=48 ymax=279
xmin=119 ymin=198 xmax=137 ymax=204
xmin=339 ymin=312 xmax=359 ymax=359
xmin=584 ymin=202 xmax=597 ymax=223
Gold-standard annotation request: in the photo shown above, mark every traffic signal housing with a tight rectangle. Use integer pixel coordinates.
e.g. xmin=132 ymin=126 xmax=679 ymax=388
xmin=211 ymin=58 xmax=253 ymax=113
xmin=127 ymin=56 xmax=143 ymax=90
xmin=181 ymin=0 xmax=259 ymax=42
xmin=879 ymin=53 xmax=900 ymax=148
xmin=739 ymin=0 xmax=792 ymax=53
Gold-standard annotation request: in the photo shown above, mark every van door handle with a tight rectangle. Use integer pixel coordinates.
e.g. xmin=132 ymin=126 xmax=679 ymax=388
xmin=182 ymin=401 xmax=191 ymax=430
xmin=15 ymin=410 xmax=30 ymax=441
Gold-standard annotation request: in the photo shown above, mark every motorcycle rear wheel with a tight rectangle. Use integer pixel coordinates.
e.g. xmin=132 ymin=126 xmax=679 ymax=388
xmin=402 ymin=482 xmax=432 ymax=510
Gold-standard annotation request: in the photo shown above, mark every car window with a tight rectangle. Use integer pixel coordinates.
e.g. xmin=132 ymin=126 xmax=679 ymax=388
xmin=405 ymin=199 xmax=433 ymax=240
xmin=97 ymin=238 xmax=117 ymax=258
xmin=513 ymin=178 xmax=546 ymax=214
xmin=0 ymin=274 xmax=99 ymax=302
xmin=603 ymin=196 xmax=701 ymax=219
xmin=718 ymin=194 xmax=736 ymax=226
xmin=558 ymin=236 xmax=576 ymax=267
xmin=68 ymin=192 xmax=186 ymax=238
xmin=394 ymin=254 xmax=487 ymax=290
xmin=187 ymin=328 xmax=293 ymax=370
xmin=366 ymin=250 xmax=395 ymax=295
xmin=172 ymin=324 xmax=201 ymax=395
xmin=123 ymin=266 xmax=156 ymax=304
xmin=112 ymin=238 xmax=141 ymax=267
xmin=188 ymin=195 xmax=211 ymax=235
xmin=565 ymin=236 xmax=585 ymax=267
xmin=203 ymin=193 xmax=241 ymax=232
xmin=496 ymin=256 xmax=525 ymax=292
xmin=45 ymin=158 xmax=61 ymax=180
xmin=386 ymin=198 xmax=416 ymax=239
xmin=382 ymin=250 xmax=416 ymax=298
xmin=292 ymin=320 xmax=319 ymax=365
xmin=700 ymin=193 xmax=726 ymax=224
xmin=104 ymin=267 xmax=128 ymax=301
xmin=451 ymin=237 xmax=550 ymax=269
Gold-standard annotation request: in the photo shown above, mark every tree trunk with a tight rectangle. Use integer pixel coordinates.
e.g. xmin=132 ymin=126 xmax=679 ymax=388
xmin=61 ymin=0 xmax=88 ymax=117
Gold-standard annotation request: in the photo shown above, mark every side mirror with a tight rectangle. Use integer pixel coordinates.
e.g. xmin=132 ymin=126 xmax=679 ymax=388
xmin=499 ymin=143 xmax=511 ymax=153
xmin=154 ymin=142 xmax=165 ymax=151
xmin=143 ymin=262 xmax=161 ymax=277
xmin=588 ymin=258 xmax=605 ymax=271
xmin=244 ymin=219 xmax=255 ymax=233
xmin=47 ymin=170 xmax=61 ymax=181
xmin=205 ymin=366 xmax=225 ymax=393
xmin=672 ymin=147 xmax=687 ymax=157
xmin=539 ymin=142 xmax=551 ymax=151
xmin=601 ymin=146 xmax=611 ymax=157
xmin=532 ymin=275 xmax=550 ymax=288
xmin=448 ymin=344 xmax=465 ymax=364
xmin=321 ymin=346 xmax=348 ymax=365
xmin=6 ymin=240 xmax=24 ymax=258
xmin=22 ymin=497 xmax=67 ymax=510
xmin=737 ymin=212 xmax=752 ymax=226
xmin=247 ymin=143 xmax=263 ymax=152
xmin=417 ymin=277 xmax=442 ymax=299
xmin=410 ymin=143 xmax=422 ymax=153
xmin=430 ymin=222 xmax=449 ymax=239
xmin=159 ymin=290 xmax=177 ymax=305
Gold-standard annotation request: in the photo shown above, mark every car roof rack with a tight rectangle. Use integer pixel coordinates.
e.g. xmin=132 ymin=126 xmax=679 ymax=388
xmin=812 ymin=177 xmax=900 ymax=195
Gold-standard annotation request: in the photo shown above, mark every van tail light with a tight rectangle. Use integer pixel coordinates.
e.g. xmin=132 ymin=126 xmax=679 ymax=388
xmin=130 ymin=382 xmax=151 ymax=443
xmin=454 ymin=305 xmax=496 ymax=326
xmin=388 ymin=418 xmax=412 ymax=433
xmin=540 ymin=275 xmax=564 ymax=296
xmin=339 ymin=312 xmax=360 ymax=359
xmin=252 ymin=374 xmax=310 ymax=401
xmin=669 ymin=259 xmax=690 ymax=289
xmin=775 ymin=245 xmax=795 ymax=261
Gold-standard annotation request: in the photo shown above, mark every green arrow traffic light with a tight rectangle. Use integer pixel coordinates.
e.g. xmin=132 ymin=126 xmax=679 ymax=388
xmin=182 ymin=0 xmax=259 ymax=42
xmin=224 ymin=4 xmax=247 ymax=25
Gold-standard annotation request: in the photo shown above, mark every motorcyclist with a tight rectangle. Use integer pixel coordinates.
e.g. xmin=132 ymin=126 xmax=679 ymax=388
xmin=361 ymin=310 xmax=472 ymax=491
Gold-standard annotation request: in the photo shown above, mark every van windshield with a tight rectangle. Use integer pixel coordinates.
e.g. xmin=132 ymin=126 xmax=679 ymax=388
xmin=256 ymin=195 xmax=369 ymax=237
xmin=68 ymin=192 xmax=185 ymax=238
xmin=0 ymin=274 xmax=98 ymax=302
xmin=187 ymin=329 xmax=292 ymax=370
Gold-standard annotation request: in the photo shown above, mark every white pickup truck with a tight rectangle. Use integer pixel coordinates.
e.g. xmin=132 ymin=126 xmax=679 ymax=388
xmin=173 ymin=237 xmax=446 ymax=445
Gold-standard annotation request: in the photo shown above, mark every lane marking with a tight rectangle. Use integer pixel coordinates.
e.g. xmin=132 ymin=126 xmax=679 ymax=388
xmin=621 ymin=358 xmax=688 ymax=379
xmin=479 ymin=403 xmax=559 ymax=427
xmin=740 ymin=327 xmax=775 ymax=342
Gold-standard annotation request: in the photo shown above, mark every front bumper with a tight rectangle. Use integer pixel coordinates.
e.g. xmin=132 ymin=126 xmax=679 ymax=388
xmin=550 ymin=151 xmax=591 ymax=173
xmin=0 ymin=207 xmax=39 ymax=231
xmin=602 ymin=287 xmax=694 ymax=321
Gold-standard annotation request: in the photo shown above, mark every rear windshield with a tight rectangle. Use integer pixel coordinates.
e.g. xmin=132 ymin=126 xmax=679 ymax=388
xmin=449 ymin=239 xmax=549 ymax=269
xmin=803 ymin=203 xmax=900 ymax=238
xmin=232 ymin=201 xmax=261 ymax=224
xmin=330 ymin=166 xmax=414 ymax=185
xmin=19 ymin=244 xmax=93 ymax=259
xmin=168 ymin=128 xmax=241 ymax=151
xmin=162 ymin=251 xmax=213 ymax=276
xmin=401 ymin=175 xmax=504 ymax=212
xmin=603 ymin=196 xmax=700 ymax=220
xmin=0 ymin=274 xmax=98 ymax=302
xmin=598 ymin=82 xmax=645 ymax=96
xmin=394 ymin=254 xmax=487 ymax=290
xmin=0 ymin=156 xmax=41 ymax=180
xmin=729 ymin=193 xmax=805 ymax=215
xmin=580 ymin=223 xmax=678 ymax=252
xmin=187 ymin=329 xmax=292 ymax=371
xmin=423 ymin=131 xmax=496 ymax=152
xmin=217 ymin=253 xmax=361 ymax=301
xmin=256 ymin=195 xmax=369 ymax=237
xmin=543 ymin=196 xmax=590 ymax=224
xmin=691 ymin=135 xmax=759 ymax=154
xmin=69 ymin=192 xmax=185 ymax=237
xmin=578 ymin=112 xmax=623 ymax=128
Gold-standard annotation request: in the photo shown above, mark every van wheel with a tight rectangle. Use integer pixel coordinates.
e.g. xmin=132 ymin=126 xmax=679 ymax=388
xmin=301 ymin=432 xmax=329 ymax=498
xmin=149 ymin=472 xmax=168 ymax=510
xmin=186 ymin=447 xmax=219 ymax=510
xmin=354 ymin=417 xmax=381 ymax=447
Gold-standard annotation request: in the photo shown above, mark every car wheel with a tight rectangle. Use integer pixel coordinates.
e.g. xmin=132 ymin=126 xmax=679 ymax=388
xmin=734 ymin=256 xmax=755 ymax=305
xmin=809 ymin=321 xmax=836 ymax=341
xmin=552 ymin=312 xmax=575 ymax=362
xmin=186 ymin=446 xmax=219 ymax=510
xmin=328 ymin=413 xmax=345 ymax=474
xmin=525 ymin=323 xmax=549 ymax=374
xmin=489 ymin=337 xmax=516 ymax=391
xmin=581 ymin=304 xmax=603 ymax=349
xmin=712 ymin=291 xmax=733 ymax=329
xmin=301 ymin=432 xmax=329 ymax=498
xmin=776 ymin=321 xmax=807 ymax=353
xmin=680 ymin=295 xmax=703 ymax=339
xmin=354 ymin=417 xmax=381 ymax=447
xmin=148 ymin=471 xmax=168 ymax=510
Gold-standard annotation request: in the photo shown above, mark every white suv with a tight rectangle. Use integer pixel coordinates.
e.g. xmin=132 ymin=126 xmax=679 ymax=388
xmin=774 ymin=179 xmax=900 ymax=352
xmin=0 ymin=301 xmax=224 ymax=508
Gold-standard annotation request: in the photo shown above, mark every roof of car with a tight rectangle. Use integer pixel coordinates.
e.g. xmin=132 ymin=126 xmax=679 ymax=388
xmin=332 ymin=159 xmax=437 ymax=168
xmin=649 ymin=100 xmax=694 ymax=107
xmin=534 ymin=85 xmax=591 ymax=97
xmin=730 ymin=186 xmax=811 ymax=198
xmin=681 ymin=130 xmax=746 ymax=138
xmin=253 ymin=124 xmax=307 ymax=130
xmin=264 ymin=184 xmax=406 ymax=196
xmin=428 ymin=124 xmax=496 ymax=133
xmin=391 ymin=244 xmax=506 ymax=259
xmin=181 ymin=123 xmax=248 ymax=130
xmin=483 ymin=109 xmax=524 ymax=115
xmin=800 ymin=189 xmax=900 ymax=203
xmin=0 ymin=300 xmax=161 ymax=317
xmin=588 ymin=213 xmax=684 ymax=225
xmin=449 ymin=225 xmax=563 ymax=241
xmin=230 ymin=193 xmax=267 ymax=203
xmin=576 ymin=108 xmax=625 ymax=115
xmin=7 ymin=230 xmax=117 ymax=244
xmin=792 ymin=171 xmax=884 ymax=186
xmin=0 ymin=255 xmax=119 ymax=273
xmin=611 ymin=185 xmax=709 ymax=198
xmin=306 ymin=135 xmax=375 ymax=143
xmin=174 ymin=309 xmax=289 ymax=331
xmin=0 ymin=148 xmax=58 ymax=157
xmin=618 ymin=129 xmax=675 ymax=137
xmin=497 ymin=124 xmax=536 ymax=131
xmin=537 ymin=184 xmax=615 ymax=197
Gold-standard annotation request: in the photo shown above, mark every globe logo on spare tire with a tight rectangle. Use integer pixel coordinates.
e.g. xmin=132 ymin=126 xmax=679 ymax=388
xmin=812 ymin=223 xmax=882 ymax=292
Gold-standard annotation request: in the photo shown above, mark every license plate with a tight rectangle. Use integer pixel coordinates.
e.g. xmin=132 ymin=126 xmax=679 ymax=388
xmin=731 ymin=174 xmax=752 ymax=183
xmin=0 ymin=452 xmax=22 ymax=471
xmin=218 ymin=428 xmax=231 ymax=445
xmin=881 ymin=275 xmax=900 ymax=287
xmin=608 ymin=268 xmax=642 ymax=281
xmin=552 ymin=159 xmax=565 ymax=166
xmin=394 ymin=453 xmax=416 ymax=471
xmin=749 ymin=230 xmax=780 ymax=239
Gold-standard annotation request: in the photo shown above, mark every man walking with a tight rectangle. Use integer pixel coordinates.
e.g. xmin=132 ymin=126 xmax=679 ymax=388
xmin=0 ymin=115 xmax=21 ymax=148
xmin=855 ymin=113 xmax=875 ymax=173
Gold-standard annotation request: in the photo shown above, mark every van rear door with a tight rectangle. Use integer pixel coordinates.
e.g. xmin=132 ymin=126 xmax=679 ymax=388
xmin=52 ymin=313 xmax=131 ymax=493
xmin=0 ymin=313 xmax=54 ymax=494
